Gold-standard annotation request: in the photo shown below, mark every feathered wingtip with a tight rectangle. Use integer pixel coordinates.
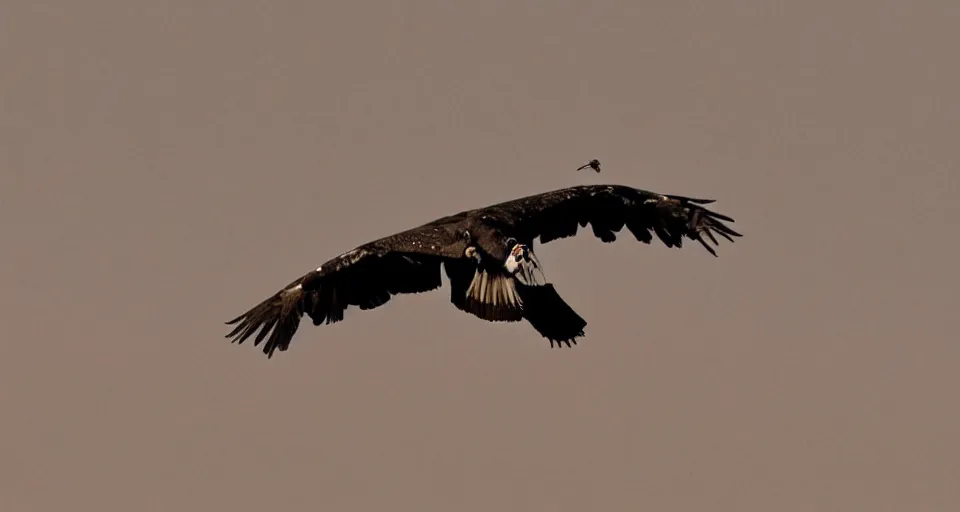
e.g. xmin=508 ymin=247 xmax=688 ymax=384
xmin=224 ymin=285 xmax=305 ymax=358
xmin=667 ymin=195 xmax=715 ymax=205
xmin=683 ymin=201 xmax=742 ymax=257
xmin=657 ymin=194 xmax=743 ymax=257
xmin=516 ymin=283 xmax=587 ymax=348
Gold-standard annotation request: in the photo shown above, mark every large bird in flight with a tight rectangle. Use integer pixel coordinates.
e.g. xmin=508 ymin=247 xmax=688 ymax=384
xmin=225 ymin=184 xmax=742 ymax=357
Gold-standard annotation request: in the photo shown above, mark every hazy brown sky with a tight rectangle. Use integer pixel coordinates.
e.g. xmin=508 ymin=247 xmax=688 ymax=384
xmin=3 ymin=1 xmax=959 ymax=510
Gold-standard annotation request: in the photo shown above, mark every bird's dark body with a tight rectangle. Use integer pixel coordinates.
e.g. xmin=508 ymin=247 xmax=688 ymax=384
xmin=225 ymin=184 xmax=742 ymax=358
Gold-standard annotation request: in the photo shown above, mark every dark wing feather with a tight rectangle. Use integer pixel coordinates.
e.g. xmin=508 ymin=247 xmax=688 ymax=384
xmin=225 ymin=237 xmax=457 ymax=358
xmin=487 ymin=184 xmax=741 ymax=256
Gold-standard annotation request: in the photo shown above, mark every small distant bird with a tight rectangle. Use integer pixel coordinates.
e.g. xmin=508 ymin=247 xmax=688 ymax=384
xmin=224 ymin=184 xmax=741 ymax=358
xmin=577 ymin=159 xmax=602 ymax=172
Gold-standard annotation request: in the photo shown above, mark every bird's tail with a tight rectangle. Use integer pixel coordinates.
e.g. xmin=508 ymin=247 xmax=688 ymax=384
xmin=502 ymin=241 xmax=586 ymax=346
xmin=516 ymin=282 xmax=587 ymax=347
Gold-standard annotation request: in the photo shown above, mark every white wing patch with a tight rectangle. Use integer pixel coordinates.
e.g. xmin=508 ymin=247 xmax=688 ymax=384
xmin=458 ymin=242 xmax=546 ymax=320
xmin=503 ymin=243 xmax=547 ymax=286
xmin=466 ymin=270 xmax=523 ymax=309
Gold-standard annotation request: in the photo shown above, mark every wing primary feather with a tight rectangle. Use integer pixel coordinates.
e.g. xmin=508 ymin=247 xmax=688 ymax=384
xmin=702 ymin=228 xmax=719 ymax=246
xmin=696 ymin=236 xmax=718 ymax=257
xmin=666 ymin=194 xmax=716 ymax=205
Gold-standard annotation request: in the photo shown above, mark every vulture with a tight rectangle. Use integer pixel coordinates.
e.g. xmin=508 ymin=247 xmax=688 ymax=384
xmin=225 ymin=184 xmax=741 ymax=358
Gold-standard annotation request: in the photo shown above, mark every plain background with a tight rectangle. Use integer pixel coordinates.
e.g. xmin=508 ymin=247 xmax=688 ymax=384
xmin=2 ymin=1 xmax=958 ymax=510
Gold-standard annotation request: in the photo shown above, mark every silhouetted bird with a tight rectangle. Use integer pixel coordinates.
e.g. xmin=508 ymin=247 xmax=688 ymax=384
xmin=577 ymin=159 xmax=602 ymax=172
xmin=225 ymin=184 xmax=741 ymax=358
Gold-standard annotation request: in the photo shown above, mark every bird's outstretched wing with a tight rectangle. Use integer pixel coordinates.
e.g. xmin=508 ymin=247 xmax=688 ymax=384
xmin=224 ymin=244 xmax=448 ymax=358
xmin=491 ymin=184 xmax=742 ymax=256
